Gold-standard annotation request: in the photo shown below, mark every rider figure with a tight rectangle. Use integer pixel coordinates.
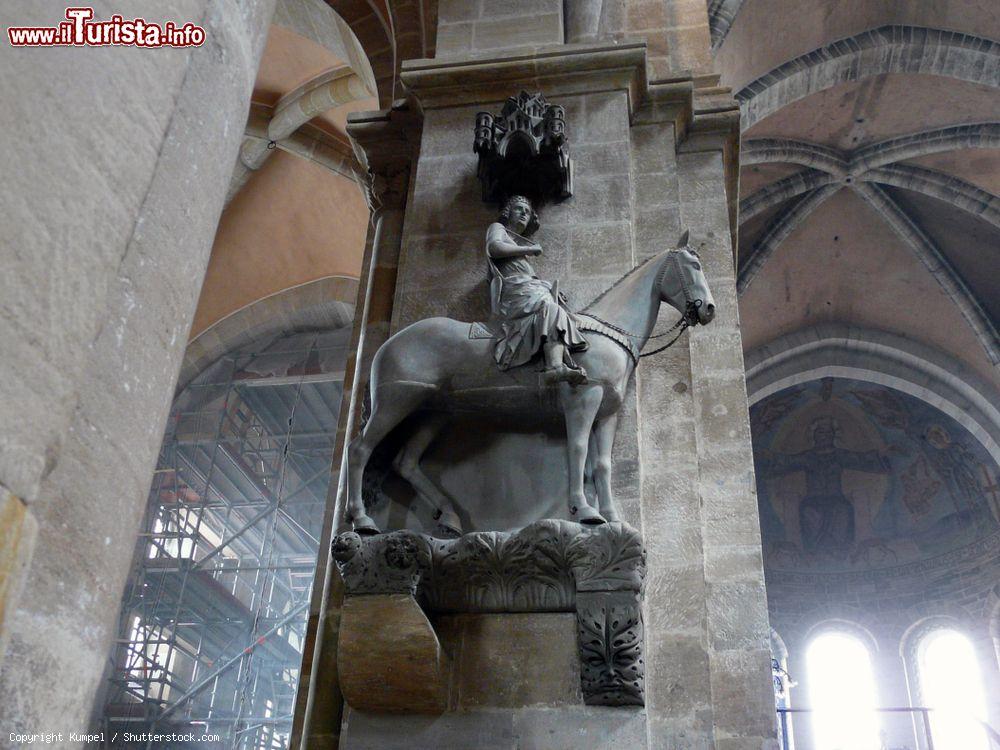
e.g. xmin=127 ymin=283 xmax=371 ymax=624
xmin=486 ymin=195 xmax=588 ymax=385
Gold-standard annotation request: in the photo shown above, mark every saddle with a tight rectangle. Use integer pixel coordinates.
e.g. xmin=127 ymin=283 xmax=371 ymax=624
xmin=468 ymin=313 xmax=640 ymax=364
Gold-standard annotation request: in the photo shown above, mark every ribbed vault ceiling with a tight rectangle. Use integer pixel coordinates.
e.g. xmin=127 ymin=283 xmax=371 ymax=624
xmin=717 ymin=9 xmax=1000 ymax=383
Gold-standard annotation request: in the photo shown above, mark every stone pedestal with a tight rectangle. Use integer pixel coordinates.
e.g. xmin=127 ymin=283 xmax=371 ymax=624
xmin=313 ymin=32 xmax=776 ymax=748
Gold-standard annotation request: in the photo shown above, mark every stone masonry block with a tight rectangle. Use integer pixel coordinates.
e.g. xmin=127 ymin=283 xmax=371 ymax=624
xmin=341 ymin=707 xmax=516 ymax=749
xmin=707 ymin=581 xmax=771 ymax=651
xmin=644 ymin=564 xmax=707 ymax=633
xmin=570 ymin=222 xmax=633 ymax=277
xmin=447 ymin=613 xmax=583 ymax=708
xmin=512 ymin=706 xmax=648 ymax=750
xmin=471 ymin=13 xmax=563 ymax=52
xmin=644 ymin=634 xmax=713 ymax=717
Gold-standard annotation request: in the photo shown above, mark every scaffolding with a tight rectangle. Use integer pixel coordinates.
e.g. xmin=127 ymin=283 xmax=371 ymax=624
xmin=100 ymin=328 xmax=349 ymax=750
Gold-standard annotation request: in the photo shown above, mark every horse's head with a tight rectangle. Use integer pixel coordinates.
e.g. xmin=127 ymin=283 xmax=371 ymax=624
xmin=658 ymin=231 xmax=716 ymax=326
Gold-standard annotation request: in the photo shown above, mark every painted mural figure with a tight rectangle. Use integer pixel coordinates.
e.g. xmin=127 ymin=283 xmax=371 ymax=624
xmin=486 ymin=195 xmax=589 ymax=385
xmin=762 ymin=417 xmax=890 ymax=555
xmin=921 ymin=424 xmax=984 ymax=515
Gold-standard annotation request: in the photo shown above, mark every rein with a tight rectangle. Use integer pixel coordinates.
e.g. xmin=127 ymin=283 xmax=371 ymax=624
xmin=580 ymin=249 xmax=703 ymax=359
xmin=580 ymin=304 xmax=698 ymax=358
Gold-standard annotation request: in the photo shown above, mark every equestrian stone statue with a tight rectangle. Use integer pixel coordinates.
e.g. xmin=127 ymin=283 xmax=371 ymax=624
xmin=342 ymin=203 xmax=716 ymax=536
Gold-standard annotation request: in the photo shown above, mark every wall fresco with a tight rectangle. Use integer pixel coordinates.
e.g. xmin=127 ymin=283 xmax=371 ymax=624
xmin=751 ymin=378 xmax=1000 ymax=573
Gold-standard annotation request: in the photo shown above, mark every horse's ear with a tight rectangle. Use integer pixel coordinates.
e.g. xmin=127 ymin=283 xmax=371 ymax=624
xmin=676 ymin=229 xmax=689 ymax=248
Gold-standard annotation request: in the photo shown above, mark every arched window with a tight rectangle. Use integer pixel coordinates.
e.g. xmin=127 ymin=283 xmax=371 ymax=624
xmin=101 ymin=328 xmax=350 ymax=749
xmin=806 ymin=631 xmax=881 ymax=750
xmin=918 ymin=629 xmax=989 ymax=750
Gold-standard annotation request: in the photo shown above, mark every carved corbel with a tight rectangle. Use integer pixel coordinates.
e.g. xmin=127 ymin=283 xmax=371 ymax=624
xmin=331 ymin=521 xmax=647 ymax=710
xmin=347 ymin=102 xmax=421 ymax=213
xmin=576 ymin=591 xmax=645 ymax=706
xmin=332 ymin=531 xmax=447 ymax=713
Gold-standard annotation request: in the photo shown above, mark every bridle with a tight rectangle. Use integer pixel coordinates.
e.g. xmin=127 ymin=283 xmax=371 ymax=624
xmin=580 ymin=249 xmax=704 ymax=358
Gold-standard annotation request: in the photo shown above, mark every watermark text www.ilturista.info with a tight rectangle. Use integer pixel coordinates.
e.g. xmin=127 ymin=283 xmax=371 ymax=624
xmin=8 ymin=7 xmax=205 ymax=47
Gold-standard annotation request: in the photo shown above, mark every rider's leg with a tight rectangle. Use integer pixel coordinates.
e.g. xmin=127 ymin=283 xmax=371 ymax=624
xmin=543 ymin=340 xmax=587 ymax=385
xmin=544 ymin=340 xmax=564 ymax=369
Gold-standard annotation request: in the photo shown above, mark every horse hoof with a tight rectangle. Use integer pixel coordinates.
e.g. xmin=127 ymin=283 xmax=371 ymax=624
xmin=571 ymin=503 xmax=606 ymax=525
xmin=435 ymin=523 xmax=462 ymax=539
xmin=352 ymin=514 xmax=381 ymax=535
xmin=435 ymin=510 xmax=463 ymax=539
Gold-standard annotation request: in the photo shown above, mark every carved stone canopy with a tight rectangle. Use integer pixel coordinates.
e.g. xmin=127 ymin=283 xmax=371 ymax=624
xmin=473 ymin=91 xmax=574 ymax=204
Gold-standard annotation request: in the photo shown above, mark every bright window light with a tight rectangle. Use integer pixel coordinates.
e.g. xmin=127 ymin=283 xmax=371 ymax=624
xmin=807 ymin=631 xmax=881 ymax=750
xmin=919 ymin=629 xmax=989 ymax=750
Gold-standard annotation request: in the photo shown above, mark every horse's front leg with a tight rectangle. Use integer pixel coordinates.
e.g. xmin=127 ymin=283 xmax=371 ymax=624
xmin=591 ymin=413 xmax=621 ymax=522
xmin=560 ymin=384 xmax=605 ymax=525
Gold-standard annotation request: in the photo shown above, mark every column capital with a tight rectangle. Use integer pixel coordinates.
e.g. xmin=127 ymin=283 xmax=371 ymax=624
xmin=400 ymin=41 xmax=648 ymax=117
xmin=347 ymin=101 xmax=422 ymax=210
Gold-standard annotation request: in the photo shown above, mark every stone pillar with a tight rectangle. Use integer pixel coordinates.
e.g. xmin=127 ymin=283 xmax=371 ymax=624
xmin=325 ymin=39 xmax=775 ymax=750
xmin=0 ymin=0 xmax=274 ymax=742
xmin=292 ymin=104 xmax=420 ymax=750
xmin=436 ymin=0 xmax=564 ymax=56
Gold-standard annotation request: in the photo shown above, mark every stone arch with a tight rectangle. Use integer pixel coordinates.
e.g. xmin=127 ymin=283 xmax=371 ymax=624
xmin=804 ymin=617 xmax=882 ymax=656
xmin=736 ymin=26 xmax=1000 ymax=130
xmin=737 ymin=132 xmax=1000 ymax=365
xmin=851 ymin=123 xmax=1000 ymax=173
xmin=179 ymin=276 xmax=358 ymax=392
xmin=745 ymin=324 xmax=1000 ymax=465
xmin=771 ymin=626 xmax=790 ymax=664
xmin=324 ymin=0 xmax=397 ymax=106
xmin=899 ymin=612 xmax=997 ymax=724
xmin=708 ymin=0 xmax=747 ymax=49
xmin=739 ymin=143 xmax=1000 ymax=231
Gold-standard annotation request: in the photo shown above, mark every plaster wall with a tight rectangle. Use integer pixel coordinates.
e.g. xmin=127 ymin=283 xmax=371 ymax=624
xmin=191 ymin=150 xmax=368 ymax=337
xmin=0 ymin=0 xmax=274 ymax=740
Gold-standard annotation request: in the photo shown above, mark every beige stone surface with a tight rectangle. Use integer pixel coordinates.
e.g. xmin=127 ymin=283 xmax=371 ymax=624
xmin=436 ymin=612 xmax=583 ymax=708
xmin=0 ymin=490 xmax=35 ymax=669
xmin=339 ymin=594 xmax=449 ymax=713
xmin=0 ymin=0 xmax=275 ymax=741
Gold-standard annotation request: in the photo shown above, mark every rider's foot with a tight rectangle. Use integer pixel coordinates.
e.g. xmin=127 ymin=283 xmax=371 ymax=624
xmin=543 ymin=364 xmax=588 ymax=386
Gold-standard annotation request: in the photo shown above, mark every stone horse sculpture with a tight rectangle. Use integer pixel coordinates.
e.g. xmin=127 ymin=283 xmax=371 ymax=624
xmin=344 ymin=235 xmax=715 ymax=535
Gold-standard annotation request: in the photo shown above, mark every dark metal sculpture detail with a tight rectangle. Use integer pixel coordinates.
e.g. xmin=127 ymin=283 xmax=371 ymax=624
xmin=474 ymin=91 xmax=573 ymax=203
xmin=332 ymin=520 xmax=647 ymax=706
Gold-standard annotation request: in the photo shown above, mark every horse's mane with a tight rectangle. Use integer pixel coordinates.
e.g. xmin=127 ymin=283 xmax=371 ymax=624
xmin=582 ymin=250 xmax=666 ymax=311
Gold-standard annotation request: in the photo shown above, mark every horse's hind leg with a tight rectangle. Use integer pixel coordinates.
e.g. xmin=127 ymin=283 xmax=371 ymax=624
xmin=392 ymin=414 xmax=463 ymax=538
xmin=345 ymin=383 xmax=432 ymax=534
